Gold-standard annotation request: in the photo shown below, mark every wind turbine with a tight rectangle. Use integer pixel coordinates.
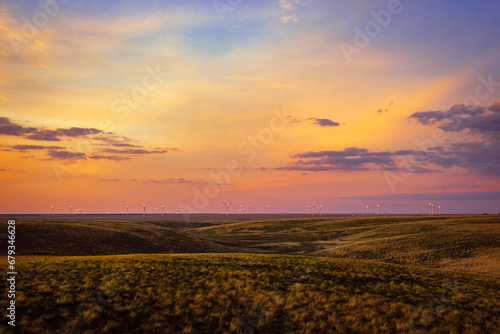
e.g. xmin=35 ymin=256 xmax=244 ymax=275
xmin=70 ymin=205 xmax=72 ymax=214
xmin=161 ymin=204 xmax=166 ymax=216
xmin=376 ymin=204 xmax=381 ymax=215
xmin=426 ymin=201 xmax=433 ymax=215
xmin=438 ymin=205 xmax=442 ymax=215
xmin=222 ymin=202 xmax=232 ymax=216
xmin=126 ymin=206 xmax=129 ymax=215
xmin=239 ymin=205 xmax=244 ymax=215
xmin=311 ymin=202 xmax=316 ymax=216
xmin=185 ymin=205 xmax=190 ymax=214
xmin=365 ymin=205 xmax=369 ymax=216
xmin=51 ymin=205 xmax=54 ymax=216
xmin=138 ymin=202 xmax=149 ymax=218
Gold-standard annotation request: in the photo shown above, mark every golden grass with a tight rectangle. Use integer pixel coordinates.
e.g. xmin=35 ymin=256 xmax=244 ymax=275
xmin=0 ymin=253 xmax=498 ymax=333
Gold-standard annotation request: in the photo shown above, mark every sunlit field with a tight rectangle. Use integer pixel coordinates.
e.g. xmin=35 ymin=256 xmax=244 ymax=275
xmin=0 ymin=216 xmax=499 ymax=333
xmin=190 ymin=215 xmax=500 ymax=275
xmin=2 ymin=253 xmax=499 ymax=334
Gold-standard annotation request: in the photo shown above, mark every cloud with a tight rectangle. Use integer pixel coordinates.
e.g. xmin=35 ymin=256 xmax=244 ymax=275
xmin=0 ymin=117 xmax=106 ymax=141
xmin=279 ymin=147 xmax=420 ymax=172
xmin=111 ymin=143 xmax=142 ymax=148
xmin=140 ymin=178 xmax=198 ymax=184
xmin=278 ymin=146 xmax=464 ymax=173
xmin=25 ymin=130 xmax=61 ymax=141
xmin=88 ymin=155 xmax=130 ymax=161
xmin=409 ymin=104 xmax=494 ymax=131
xmin=0 ymin=117 xmax=37 ymax=136
xmin=93 ymin=135 xmax=142 ymax=148
xmin=2 ymin=117 xmax=179 ymax=163
xmin=439 ymin=111 xmax=500 ymax=134
xmin=278 ymin=0 xmax=308 ymax=22
xmin=282 ymin=16 xmax=298 ymax=23
xmin=279 ymin=0 xmax=295 ymax=11
xmin=340 ymin=191 xmax=500 ymax=202
xmin=408 ymin=102 xmax=500 ymax=175
xmin=282 ymin=142 xmax=500 ymax=176
xmin=47 ymin=149 xmax=86 ymax=160
xmin=309 ymin=118 xmax=340 ymax=127
xmin=490 ymin=100 xmax=500 ymax=112
xmin=416 ymin=184 xmax=485 ymax=191
xmin=431 ymin=141 xmax=500 ymax=175
xmin=98 ymin=178 xmax=122 ymax=182
xmin=11 ymin=145 xmax=65 ymax=151
xmin=376 ymin=100 xmax=393 ymax=115
xmin=293 ymin=147 xmax=388 ymax=159
xmin=57 ymin=127 xmax=103 ymax=137
xmin=303 ymin=117 xmax=341 ymax=127
xmin=102 ymin=148 xmax=177 ymax=155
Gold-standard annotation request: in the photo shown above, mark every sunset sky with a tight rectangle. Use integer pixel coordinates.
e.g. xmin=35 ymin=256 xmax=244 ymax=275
xmin=1 ymin=0 xmax=500 ymax=214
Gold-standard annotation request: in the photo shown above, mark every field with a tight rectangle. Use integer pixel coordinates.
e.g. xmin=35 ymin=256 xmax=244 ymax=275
xmin=11 ymin=219 xmax=241 ymax=256
xmin=190 ymin=215 xmax=500 ymax=276
xmin=1 ymin=215 xmax=499 ymax=333
xmin=2 ymin=254 xmax=500 ymax=334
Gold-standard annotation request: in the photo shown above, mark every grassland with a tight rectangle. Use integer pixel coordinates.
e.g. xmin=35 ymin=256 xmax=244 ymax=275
xmin=8 ymin=219 xmax=242 ymax=256
xmin=1 ymin=216 xmax=499 ymax=333
xmin=189 ymin=215 xmax=500 ymax=276
xmin=1 ymin=253 xmax=499 ymax=333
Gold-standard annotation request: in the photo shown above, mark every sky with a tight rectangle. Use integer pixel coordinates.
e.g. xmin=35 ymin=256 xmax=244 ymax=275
xmin=1 ymin=0 xmax=500 ymax=214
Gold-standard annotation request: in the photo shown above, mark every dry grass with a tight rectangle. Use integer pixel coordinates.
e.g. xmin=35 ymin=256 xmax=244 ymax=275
xmin=191 ymin=216 xmax=500 ymax=276
xmin=0 ymin=253 xmax=498 ymax=333
xmin=0 ymin=219 xmax=243 ymax=256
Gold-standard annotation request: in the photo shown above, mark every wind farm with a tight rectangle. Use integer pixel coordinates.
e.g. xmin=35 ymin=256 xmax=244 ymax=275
xmin=7 ymin=199 xmax=494 ymax=221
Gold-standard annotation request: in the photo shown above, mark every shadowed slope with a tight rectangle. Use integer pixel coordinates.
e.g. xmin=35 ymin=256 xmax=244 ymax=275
xmin=8 ymin=220 xmax=241 ymax=256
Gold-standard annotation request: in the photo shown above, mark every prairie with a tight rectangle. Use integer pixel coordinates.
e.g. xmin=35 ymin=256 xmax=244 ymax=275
xmin=1 ymin=253 xmax=499 ymax=333
xmin=189 ymin=216 xmax=500 ymax=275
xmin=1 ymin=215 xmax=499 ymax=333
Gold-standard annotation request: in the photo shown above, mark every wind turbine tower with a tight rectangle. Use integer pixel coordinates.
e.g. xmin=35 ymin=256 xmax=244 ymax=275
xmin=222 ymin=202 xmax=232 ymax=216
xmin=138 ymin=202 xmax=149 ymax=218
xmin=427 ymin=202 xmax=433 ymax=216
